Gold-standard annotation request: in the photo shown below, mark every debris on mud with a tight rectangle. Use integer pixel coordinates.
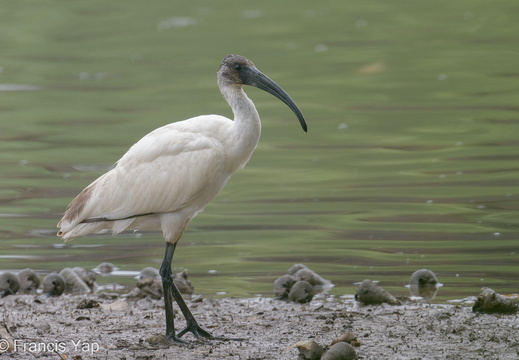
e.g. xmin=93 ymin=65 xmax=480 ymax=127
xmin=1 ymin=266 xmax=518 ymax=359
xmin=274 ymin=264 xmax=333 ymax=303
xmin=355 ymin=279 xmax=401 ymax=305
xmin=472 ymin=287 xmax=519 ymax=314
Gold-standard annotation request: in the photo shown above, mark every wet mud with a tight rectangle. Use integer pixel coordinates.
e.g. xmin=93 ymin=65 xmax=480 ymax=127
xmin=1 ymin=294 xmax=518 ymax=359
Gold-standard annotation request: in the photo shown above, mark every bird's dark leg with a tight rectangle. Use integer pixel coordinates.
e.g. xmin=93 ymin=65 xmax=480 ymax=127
xmin=171 ymin=279 xmax=214 ymax=339
xmin=159 ymin=242 xmax=213 ymax=341
xmin=159 ymin=242 xmax=185 ymax=343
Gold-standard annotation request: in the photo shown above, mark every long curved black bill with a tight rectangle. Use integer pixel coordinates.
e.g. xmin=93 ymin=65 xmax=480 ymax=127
xmin=243 ymin=67 xmax=307 ymax=132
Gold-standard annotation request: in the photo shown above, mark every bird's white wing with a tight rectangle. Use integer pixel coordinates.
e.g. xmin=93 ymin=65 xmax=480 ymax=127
xmin=58 ymin=117 xmax=231 ymax=236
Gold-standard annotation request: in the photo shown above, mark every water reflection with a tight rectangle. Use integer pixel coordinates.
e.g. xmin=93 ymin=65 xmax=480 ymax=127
xmin=0 ymin=84 xmax=41 ymax=91
xmin=408 ymin=285 xmax=439 ymax=301
xmin=0 ymin=255 xmax=44 ymax=260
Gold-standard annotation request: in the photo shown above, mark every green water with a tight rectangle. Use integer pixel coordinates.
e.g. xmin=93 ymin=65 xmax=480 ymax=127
xmin=1 ymin=0 xmax=518 ymax=302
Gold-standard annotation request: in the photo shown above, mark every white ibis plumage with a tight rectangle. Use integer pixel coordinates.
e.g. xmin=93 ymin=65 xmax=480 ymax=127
xmin=57 ymin=54 xmax=307 ymax=343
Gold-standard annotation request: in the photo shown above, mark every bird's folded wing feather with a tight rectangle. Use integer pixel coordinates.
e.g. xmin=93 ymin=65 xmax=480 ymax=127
xmin=58 ymin=124 xmax=227 ymax=232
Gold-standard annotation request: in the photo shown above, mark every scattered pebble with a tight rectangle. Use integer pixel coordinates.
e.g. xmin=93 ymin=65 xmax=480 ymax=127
xmin=294 ymin=268 xmax=333 ymax=291
xmin=77 ymin=298 xmax=100 ymax=309
xmin=274 ymin=264 xmax=333 ymax=303
xmin=146 ymin=334 xmax=171 ymax=346
xmin=99 ymin=299 xmax=129 ymax=311
xmin=273 ymin=274 xmax=297 ymax=298
xmin=287 ymin=264 xmax=308 ymax=276
xmin=17 ymin=269 xmax=40 ymax=293
xmin=288 ymin=339 xmax=324 ymax=360
xmin=1 ymin=264 xmax=195 ymax=302
xmin=289 ymin=335 xmax=358 ymax=360
xmin=409 ymin=269 xmax=439 ymax=286
xmin=41 ymin=273 xmax=66 ymax=296
xmin=72 ymin=267 xmax=98 ymax=290
xmin=355 ymin=279 xmax=401 ymax=305
xmin=138 ymin=267 xmax=160 ymax=281
xmin=173 ymin=270 xmax=194 ymax=298
xmin=127 ymin=278 xmax=163 ymax=300
xmin=59 ymin=267 xmax=91 ymax=294
xmin=126 ymin=267 xmax=194 ymax=300
xmin=472 ymin=287 xmax=519 ymax=314
xmin=0 ymin=272 xmax=20 ymax=297
xmin=321 ymin=342 xmax=357 ymax=360
xmin=288 ymin=280 xmax=313 ymax=304
xmin=330 ymin=332 xmax=360 ymax=347
xmin=409 ymin=269 xmax=441 ymax=300
xmin=93 ymin=262 xmax=119 ymax=275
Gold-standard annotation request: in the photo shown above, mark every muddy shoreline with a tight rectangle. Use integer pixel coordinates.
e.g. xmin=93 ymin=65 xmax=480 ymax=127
xmin=1 ymin=293 xmax=518 ymax=360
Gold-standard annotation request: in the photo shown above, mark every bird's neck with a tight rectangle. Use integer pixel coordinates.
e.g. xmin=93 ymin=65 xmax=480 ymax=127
xmin=221 ymin=85 xmax=262 ymax=171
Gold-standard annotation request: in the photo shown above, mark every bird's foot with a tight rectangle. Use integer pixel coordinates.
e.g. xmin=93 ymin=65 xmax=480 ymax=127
xmin=177 ymin=321 xmax=214 ymax=340
xmin=177 ymin=322 xmax=246 ymax=342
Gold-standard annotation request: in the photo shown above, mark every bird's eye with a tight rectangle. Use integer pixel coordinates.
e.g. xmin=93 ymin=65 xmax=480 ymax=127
xmin=234 ymin=64 xmax=242 ymax=71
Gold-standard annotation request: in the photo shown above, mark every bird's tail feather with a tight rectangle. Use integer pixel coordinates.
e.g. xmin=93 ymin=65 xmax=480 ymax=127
xmin=57 ymin=217 xmax=135 ymax=242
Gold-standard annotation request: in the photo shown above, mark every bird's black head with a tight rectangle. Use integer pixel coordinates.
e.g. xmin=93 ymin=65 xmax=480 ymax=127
xmin=217 ymin=54 xmax=307 ymax=132
xmin=218 ymin=54 xmax=256 ymax=86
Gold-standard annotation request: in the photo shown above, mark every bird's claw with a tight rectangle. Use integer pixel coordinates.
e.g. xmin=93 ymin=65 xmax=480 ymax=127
xmin=176 ymin=322 xmax=246 ymax=343
xmin=177 ymin=321 xmax=214 ymax=340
